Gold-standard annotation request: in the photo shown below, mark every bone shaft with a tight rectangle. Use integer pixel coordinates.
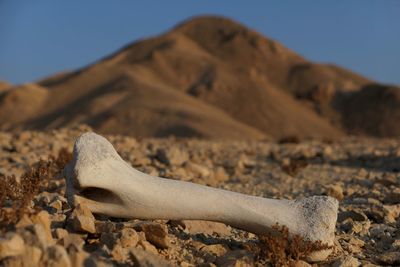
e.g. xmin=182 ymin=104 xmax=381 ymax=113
xmin=121 ymin=170 xmax=296 ymax=234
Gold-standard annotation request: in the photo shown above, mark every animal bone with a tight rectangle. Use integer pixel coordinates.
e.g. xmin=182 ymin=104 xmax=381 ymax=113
xmin=65 ymin=132 xmax=338 ymax=261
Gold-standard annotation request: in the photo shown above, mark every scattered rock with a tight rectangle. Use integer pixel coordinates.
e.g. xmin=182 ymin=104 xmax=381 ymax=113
xmin=35 ymin=192 xmax=59 ymax=207
xmin=49 ymin=198 xmax=63 ymax=211
xmin=16 ymin=214 xmax=33 ymax=228
xmin=383 ymin=204 xmax=400 ymax=223
xmin=212 ymin=167 xmax=230 ymax=183
xmin=344 ymin=237 xmax=365 ymax=254
xmin=68 ymin=204 xmax=96 ymax=233
xmin=41 ymin=245 xmax=72 ymax=267
xmin=24 ymin=245 xmax=43 ymax=266
xmin=50 ymin=213 xmax=67 ymax=228
xmin=156 ymin=147 xmax=188 ymax=166
xmin=53 ymin=228 xmax=69 ymax=240
xmin=178 ymin=220 xmax=231 ymax=236
xmin=326 ymin=184 xmax=344 ymax=201
xmin=0 ymin=233 xmax=25 ymax=260
xmin=111 ymin=243 xmax=129 ymax=263
xmin=0 ymin=255 xmax=24 ymax=266
xmin=332 ymin=255 xmax=360 ymax=267
xmin=26 ymin=223 xmax=53 ymax=248
xmin=294 ymin=260 xmax=312 ymax=267
xmin=338 ymin=210 xmax=368 ymax=223
xmin=130 ymin=247 xmax=172 ymax=267
xmin=1 ymin=129 xmax=400 ymax=265
xmin=365 ymin=207 xmax=386 ymax=223
xmin=215 ymin=250 xmax=254 ymax=267
xmin=136 ymin=222 xmax=169 ymax=249
xmin=186 ymin=162 xmax=211 ymax=178
xmin=67 ymin=245 xmax=90 ymax=267
xmin=393 ymin=239 xmax=400 ymax=250
xmin=100 ymin=232 xmax=119 ymax=249
xmin=384 ymin=190 xmax=400 ymax=204
xmin=31 ymin=210 xmax=53 ymax=242
xmin=378 ymin=252 xmax=400 ymax=265
xmin=120 ymin=228 xmax=139 ymax=248
xmin=201 ymin=244 xmax=228 ymax=257
xmin=137 ymin=240 xmax=159 ymax=255
xmin=57 ymin=233 xmax=85 ymax=250
xmin=95 ymin=221 xmax=116 ymax=233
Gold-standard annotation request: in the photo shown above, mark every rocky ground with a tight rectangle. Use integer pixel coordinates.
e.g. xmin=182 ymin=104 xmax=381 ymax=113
xmin=0 ymin=125 xmax=399 ymax=266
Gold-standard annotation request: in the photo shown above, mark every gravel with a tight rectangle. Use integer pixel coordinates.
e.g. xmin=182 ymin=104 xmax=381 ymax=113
xmin=0 ymin=125 xmax=399 ymax=266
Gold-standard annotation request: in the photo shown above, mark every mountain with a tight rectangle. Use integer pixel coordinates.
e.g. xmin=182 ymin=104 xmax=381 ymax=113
xmin=0 ymin=81 xmax=10 ymax=93
xmin=0 ymin=83 xmax=48 ymax=129
xmin=0 ymin=16 xmax=397 ymax=139
xmin=335 ymin=84 xmax=400 ymax=136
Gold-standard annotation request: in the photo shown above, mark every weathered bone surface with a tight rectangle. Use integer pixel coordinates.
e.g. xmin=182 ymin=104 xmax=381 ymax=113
xmin=65 ymin=132 xmax=338 ymax=261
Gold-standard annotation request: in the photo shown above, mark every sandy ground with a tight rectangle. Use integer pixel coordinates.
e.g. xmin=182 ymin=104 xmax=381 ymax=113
xmin=0 ymin=126 xmax=399 ymax=266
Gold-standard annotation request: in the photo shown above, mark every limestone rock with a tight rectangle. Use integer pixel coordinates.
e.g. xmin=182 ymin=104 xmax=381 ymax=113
xmin=53 ymin=228 xmax=69 ymax=240
xmin=136 ymin=222 xmax=169 ymax=249
xmin=95 ymin=221 xmax=116 ymax=233
xmin=26 ymin=224 xmax=53 ymax=248
xmin=378 ymin=252 xmax=400 ymax=266
xmin=384 ymin=189 xmax=400 ymax=204
xmin=338 ymin=210 xmax=368 ymax=223
xmin=332 ymin=255 xmax=360 ymax=267
xmin=129 ymin=247 xmax=172 ymax=267
xmin=179 ymin=220 xmax=231 ymax=236
xmin=120 ymin=228 xmax=139 ymax=248
xmin=137 ymin=240 xmax=159 ymax=255
xmin=31 ymin=210 xmax=53 ymax=242
xmin=0 ymin=233 xmax=25 ymax=260
xmin=68 ymin=204 xmax=96 ymax=233
xmin=23 ymin=245 xmax=43 ymax=266
xmin=111 ymin=243 xmax=129 ymax=264
xmin=156 ymin=147 xmax=188 ymax=166
xmin=215 ymin=250 xmax=254 ymax=267
xmin=57 ymin=233 xmax=85 ymax=250
xmin=326 ymin=184 xmax=344 ymax=201
xmin=383 ymin=204 xmax=400 ymax=223
xmin=41 ymin=245 xmax=72 ymax=267
xmin=16 ymin=214 xmax=33 ymax=229
xmin=67 ymin=245 xmax=90 ymax=267
xmin=200 ymin=244 xmax=228 ymax=257
xmin=100 ymin=232 xmax=119 ymax=250
xmin=294 ymin=260 xmax=312 ymax=267
xmin=49 ymin=199 xmax=63 ymax=211
xmin=1 ymin=256 xmax=24 ymax=267
xmin=212 ymin=167 xmax=229 ymax=183
xmin=186 ymin=162 xmax=211 ymax=178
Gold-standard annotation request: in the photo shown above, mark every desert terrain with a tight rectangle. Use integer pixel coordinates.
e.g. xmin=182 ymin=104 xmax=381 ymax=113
xmin=1 ymin=16 xmax=400 ymax=267
xmin=0 ymin=126 xmax=399 ymax=266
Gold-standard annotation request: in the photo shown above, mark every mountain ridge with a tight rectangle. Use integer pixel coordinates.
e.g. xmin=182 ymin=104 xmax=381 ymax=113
xmin=0 ymin=16 xmax=398 ymax=139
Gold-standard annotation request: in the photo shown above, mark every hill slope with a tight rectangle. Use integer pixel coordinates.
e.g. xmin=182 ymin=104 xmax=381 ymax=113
xmin=335 ymin=84 xmax=400 ymax=136
xmin=0 ymin=16 xmax=396 ymax=138
xmin=0 ymin=81 xmax=11 ymax=93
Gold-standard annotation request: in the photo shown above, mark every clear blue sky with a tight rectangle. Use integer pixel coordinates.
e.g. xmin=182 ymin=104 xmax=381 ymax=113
xmin=0 ymin=1 xmax=399 ymax=85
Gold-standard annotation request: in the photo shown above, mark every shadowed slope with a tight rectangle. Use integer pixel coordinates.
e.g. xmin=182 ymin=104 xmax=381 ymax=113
xmin=0 ymin=83 xmax=48 ymax=129
xmin=0 ymin=81 xmax=11 ymax=93
xmin=19 ymin=72 xmax=266 ymax=139
xmin=335 ymin=84 xmax=400 ymax=137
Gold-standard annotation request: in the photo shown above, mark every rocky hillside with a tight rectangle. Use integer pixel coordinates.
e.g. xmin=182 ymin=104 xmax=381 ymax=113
xmin=0 ymin=81 xmax=10 ymax=93
xmin=1 ymin=127 xmax=400 ymax=266
xmin=0 ymin=16 xmax=398 ymax=139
